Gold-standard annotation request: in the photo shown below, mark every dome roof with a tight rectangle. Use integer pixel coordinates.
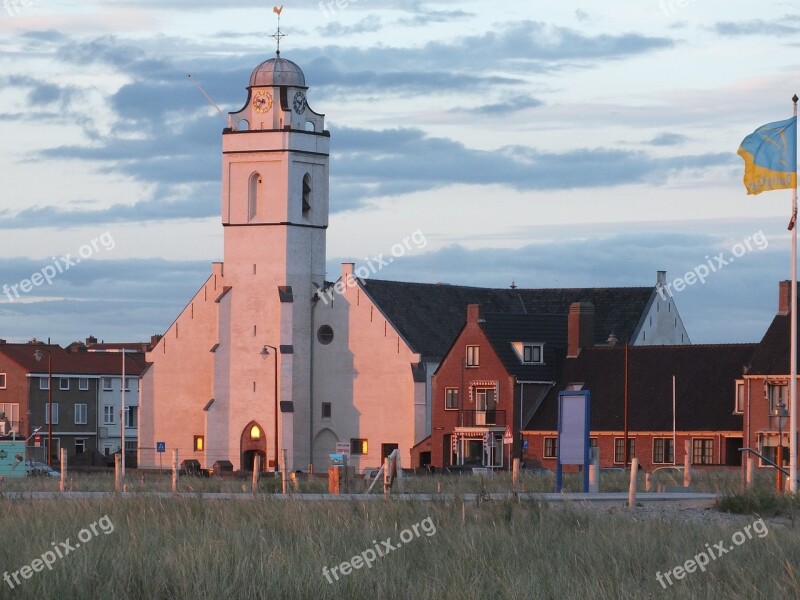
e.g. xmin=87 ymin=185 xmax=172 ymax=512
xmin=249 ymin=56 xmax=306 ymax=88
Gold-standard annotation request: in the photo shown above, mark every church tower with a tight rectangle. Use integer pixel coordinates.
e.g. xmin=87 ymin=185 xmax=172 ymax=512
xmin=209 ymin=40 xmax=329 ymax=471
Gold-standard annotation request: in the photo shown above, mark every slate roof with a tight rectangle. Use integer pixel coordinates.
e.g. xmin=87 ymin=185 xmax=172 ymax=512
xmin=526 ymin=344 xmax=757 ymax=432
xmin=358 ymin=279 xmax=654 ymax=359
xmin=0 ymin=343 xmax=146 ymax=376
xmin=480 ymin=313 xmax=567 ymax=382
xmin=747 ymin=314 xmax=797 ymax=375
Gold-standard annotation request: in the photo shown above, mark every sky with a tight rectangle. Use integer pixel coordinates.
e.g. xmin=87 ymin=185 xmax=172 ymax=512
xmin=0 ymin=0 xmax=798 ymax=345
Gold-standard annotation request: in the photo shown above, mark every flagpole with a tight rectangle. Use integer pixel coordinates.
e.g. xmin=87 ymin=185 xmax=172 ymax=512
xmin=791 ymin=93 xmax=798 ymax=493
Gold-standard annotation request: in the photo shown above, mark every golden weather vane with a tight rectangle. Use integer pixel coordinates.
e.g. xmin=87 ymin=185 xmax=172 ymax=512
xmin=271 ymin=6 xmax=286 ymax=56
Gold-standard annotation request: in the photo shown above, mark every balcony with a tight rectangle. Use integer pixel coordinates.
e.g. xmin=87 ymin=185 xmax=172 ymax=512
xmin=457 ymin=410 xmax=506 ymax=428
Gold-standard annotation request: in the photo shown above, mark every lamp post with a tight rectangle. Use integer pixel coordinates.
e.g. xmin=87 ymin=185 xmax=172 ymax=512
xmin=260 ymin=345 xmax=278 ymax=473
xmin=772 ymin=400 xmax=789 ymax=493
xmin=33 ymin=348 xmax=53 ymax=467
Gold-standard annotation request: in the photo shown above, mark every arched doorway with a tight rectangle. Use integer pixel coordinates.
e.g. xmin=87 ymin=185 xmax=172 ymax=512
xmin=241 ymin=421 xmax=267 ymax=472
xmin=313 ymin=428 xmax=339 ymax=473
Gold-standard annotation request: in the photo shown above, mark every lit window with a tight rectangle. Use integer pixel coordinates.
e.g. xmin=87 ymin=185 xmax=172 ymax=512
xmin=250 ymin=425 xmax=261 ymax=440
xmin=466 ymin=345 xmax=479 ymax=367
xmin=194 ymin=435 xmax=204 ymax=452
xmin=350 ymin=438 xmax=368 ymax=455
xmin=543 ymin=437 xmax=557 ymax=458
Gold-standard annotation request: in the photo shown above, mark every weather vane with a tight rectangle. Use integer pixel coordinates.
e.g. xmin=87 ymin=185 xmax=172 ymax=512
xmin=271 ymin=5 xmax=286 ymax=56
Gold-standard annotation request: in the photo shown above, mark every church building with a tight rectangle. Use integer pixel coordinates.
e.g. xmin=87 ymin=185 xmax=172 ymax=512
xmin=138 ymin=47 xmax=691 ymax=474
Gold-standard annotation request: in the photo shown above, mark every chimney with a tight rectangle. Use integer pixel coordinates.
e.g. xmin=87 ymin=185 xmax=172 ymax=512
xmin=568 ymin=301 xmax=595 ymax=358
xmin=779 ymin=280 xmax=791 ymax=315
xmin=150 ymin=334 xmax=162 ymax=349
xmin=466 ymin=304 xmax=483 ymax=324
xmin=606 ymin=332 xmax=618 ymax=347
xmin=86 ymin=335 xmax=98 ymax=346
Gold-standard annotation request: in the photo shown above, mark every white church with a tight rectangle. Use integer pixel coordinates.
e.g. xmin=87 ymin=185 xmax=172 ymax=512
xmin=138 ymin=47 xmax=690 ymax=474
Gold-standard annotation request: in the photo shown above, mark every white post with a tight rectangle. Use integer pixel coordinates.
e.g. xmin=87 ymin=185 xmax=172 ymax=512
xmin=588 ymin=447 xmax=599 ymax=493
xmin=684 ymin=440 xmax=691 ymax=488
xmin=628 ymin=458 xmax=639 ymax=510
xmin=383 ymin=456 xmax=391 ymax=499
xmin=512 ymin=458 xmax=520 ymax=493
xmin=172 ymin=449 xmax=179 ymax=494
xmin=281 ymin=450 xmax=288 ymax=495
xmin=252 ymin=455 xmax=261 ymax=495
xmin=121 ymin=350 xmax=126 ymax=480
xmin=746 ymin=456 xmax=754 ymax=489
xmin=60 ymin=448 xmax=67 ymax=493
xmin=114 ymin=454 xmax=121 ymax=493
xmin=645 ymin=471 xmax=651 ymax=493
xmin=791 ymin=94 xmax=799 ymax=493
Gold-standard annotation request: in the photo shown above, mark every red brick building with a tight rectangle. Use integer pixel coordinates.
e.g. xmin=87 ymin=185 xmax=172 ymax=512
xmin=741 ymin=281 xmax=798 ymax=470
xmin=525 ymin=343 xmax=756 ymax=471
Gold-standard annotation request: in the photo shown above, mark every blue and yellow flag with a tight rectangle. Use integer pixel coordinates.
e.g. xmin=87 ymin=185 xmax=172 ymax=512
xmin=738 ymin=116 xmax=797 ymax=195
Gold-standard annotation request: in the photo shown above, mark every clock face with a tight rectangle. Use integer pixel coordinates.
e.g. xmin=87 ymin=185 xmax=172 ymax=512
xmin=252 ymin=90 xmax=273 ymax=114
xmin=293 ymin=92 xmax=306 ymax=114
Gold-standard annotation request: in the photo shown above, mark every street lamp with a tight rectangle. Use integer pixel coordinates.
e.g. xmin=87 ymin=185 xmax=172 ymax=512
xmin=771 ymin=400 xmax=789 ymax=493
xmin=33 ymin=348 xmax=53 ymax=467
xmin=260 ymin=345 xmax=279 ymax=473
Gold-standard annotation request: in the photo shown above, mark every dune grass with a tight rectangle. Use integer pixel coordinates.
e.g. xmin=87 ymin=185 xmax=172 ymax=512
xmin=0 ymin=490 xmax=798 ymax=599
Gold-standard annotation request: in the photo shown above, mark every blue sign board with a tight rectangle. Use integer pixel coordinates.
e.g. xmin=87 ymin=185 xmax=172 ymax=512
xmin=156 ymin=442 xmax=166 ymax=453
xmin=522 ymin=439 xmax=528 ymax=452
xmin=555 ymin=390 xmax=591 ymax=493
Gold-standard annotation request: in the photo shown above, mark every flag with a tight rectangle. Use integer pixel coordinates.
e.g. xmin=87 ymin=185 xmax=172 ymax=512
xmin=273 ymin=5 xmax=283 ymax=15
xmin=738 ymin=116 xmax=797 ymax=195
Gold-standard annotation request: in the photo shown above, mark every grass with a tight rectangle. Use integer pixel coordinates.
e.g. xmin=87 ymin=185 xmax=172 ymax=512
xmin=0 ymin=492 xmax=798 ymax=599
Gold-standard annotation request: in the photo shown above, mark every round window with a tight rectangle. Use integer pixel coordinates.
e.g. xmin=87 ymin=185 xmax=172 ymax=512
xmin=317 ymin=325 xmax=334 ymax=345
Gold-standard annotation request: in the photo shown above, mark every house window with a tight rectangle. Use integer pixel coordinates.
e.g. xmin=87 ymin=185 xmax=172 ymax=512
xmin=614 ymin=438 xmax=635 ymax=463
xmin=350 ymin=438 xmax=368 ymax=455
xmin=75 ymin=439 xmax=86 ymax=454
xmin=75 ymin=403 xmax=87 ymax=425
xmin=102 ymin=377 xmax=113 ymax=391
xmin=0 ymin=403 xmax=19 ymax=434
xmin=194 ymin=435 xmax=204 ymax=452
xmin=59 ymin=378 xmax=69 ymax=391
xmin=522 ymin=344 xmax=543 ymax=364
xmin=124 ymin=378 xmax=131 ymax=391
xmin=692 ymin=439 xmax=714 ymax=465
xmin=653 ymin=438 xmax=674 ymax=464
xmin=321 ymin=402 xmax=332 ymax=420
xmin=40 ymin=377 xmax=49 ymax=390
xmin=103 ymin=405 xmax=115 ymax=425
xmin=768 ymin=383 xmax=788 ymax=413
xmin=0 ymin=373 xmax=5 ymax=389
xmin=124 ymin=406 xmax=137 ymax=428
xmin=79 ymin=378 xmax=89 ymax=391
xmin=317 ymin=325 xmax=334 ymax=345
xmin=590 ymin=437 xmax=598 ymax=448
xmin=125 ymin=441 xmax=136 ymax=453
xmin=543 ymin=437 xmax=557 ymax=458
xmin=45 ymin=403 xmax=59 ymax=425
xmin=466 ymin=345 xmax=479 ymax=367
xmin=445 ymin=388 xmax=458 ymax=410
xmin=734 ymin=381 xmax=744 ymax=414
xmin=248 ymin=172 xmax=260 ymax=221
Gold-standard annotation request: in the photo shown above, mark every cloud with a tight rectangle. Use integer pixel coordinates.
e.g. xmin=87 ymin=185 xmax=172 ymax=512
xmin=317 ymin=16 xmax=383 ymax=37
xmin=452 ymin=95 xmax=543 ymax=115
xmin=647 ymin=132 xmax=689 ymax=146
xmin=713 ymin=19 xmax=800 ymax=36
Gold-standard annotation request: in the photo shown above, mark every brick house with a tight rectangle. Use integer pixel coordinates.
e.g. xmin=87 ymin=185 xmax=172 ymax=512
xmin=525 ymin=342 xmax=756 ymax=471
xmin=741 ymin=281 xmax=798 ymax=469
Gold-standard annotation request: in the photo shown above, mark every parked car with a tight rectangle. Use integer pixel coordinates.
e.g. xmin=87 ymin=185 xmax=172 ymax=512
xmin=26 ymin=461 xmax=59 ymax=477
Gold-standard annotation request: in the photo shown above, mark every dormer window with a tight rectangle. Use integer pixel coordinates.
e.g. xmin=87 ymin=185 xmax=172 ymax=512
xmin=511 ymin=342 xmax=544 ymax=365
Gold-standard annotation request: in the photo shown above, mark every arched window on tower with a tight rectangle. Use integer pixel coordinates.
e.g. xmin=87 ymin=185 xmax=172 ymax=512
xmin=305 ymin=121 xmax=315 ymax=132
xmin=248 ymin=172 xmax=260 ymax=221
xmin=302 ymin=173 xmax=312 ymax=217
xmin=239 ymin=119 xmax=250 ymax=132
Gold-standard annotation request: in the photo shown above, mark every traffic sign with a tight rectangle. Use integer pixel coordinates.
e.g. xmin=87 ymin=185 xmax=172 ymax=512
xmin=156 ymin=441 xmax=166 ymax=453
xmin=522 ymin=439 xmax=529 ymax=451
xmin=503 ymin=425 xmax=513 ymax=444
